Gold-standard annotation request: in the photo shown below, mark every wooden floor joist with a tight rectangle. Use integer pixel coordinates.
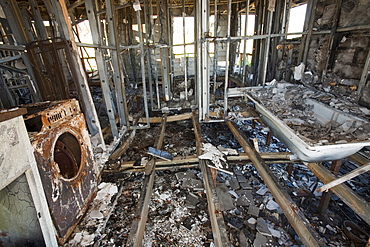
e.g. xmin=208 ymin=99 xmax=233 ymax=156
xmin=192 ymin=112 xmax=231 ymax=247
xmin=349 ymin=152 xmax=370 ymax=167
xmin=126 ymin=114 xmax=167 ymax=247
xmin=306 ymin=162 xmax=370 ymax=225
xmin=227 ymin=121 xmax=325 ymax=247
xmin=128 ymin=112 xmax=192 ymax=123
xmin=104 ymin=152 xmax=297 ymax=173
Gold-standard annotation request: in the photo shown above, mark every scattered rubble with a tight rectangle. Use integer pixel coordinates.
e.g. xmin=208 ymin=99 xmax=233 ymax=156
xmin=248 ymin=82 xmax=370 ymax=145
xmin=64 ymin=110 xmax=369 ymax=247
xmin=64 ymin=182 xmax=121 ymax=247
xmin=143 ymin=170 xmax=211 ymax=246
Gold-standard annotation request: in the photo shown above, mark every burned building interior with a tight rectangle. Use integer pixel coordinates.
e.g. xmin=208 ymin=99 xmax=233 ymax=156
xmin=0 ymin=0 xmax=370 ymax=246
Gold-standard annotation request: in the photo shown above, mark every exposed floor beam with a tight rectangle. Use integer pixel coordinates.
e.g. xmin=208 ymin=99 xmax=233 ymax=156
xmin=128 ymin=112 xmax=192 ymax=123
xmin=126 ymin=114 xmax=167 ymax=247
xmin=306 ymin=162 xmax=370 ymax=225
xmin=192 ymin=112 xmax=231 ymax=247
xmin=105 ymin=152 xmax=298 ymax=173
xmin=227 ymin=120 xmax=325 ymax=247
xmin=317 ymin=160 xmax=342 ymax=215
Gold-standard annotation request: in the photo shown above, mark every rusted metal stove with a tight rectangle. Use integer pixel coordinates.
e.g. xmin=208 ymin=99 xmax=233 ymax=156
xmin=23 ymin=99 xmax=98 ymax=244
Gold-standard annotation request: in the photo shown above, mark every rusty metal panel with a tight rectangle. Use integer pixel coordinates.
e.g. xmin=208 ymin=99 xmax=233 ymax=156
xmin=25 ymin=99 xmax=98 ymax=245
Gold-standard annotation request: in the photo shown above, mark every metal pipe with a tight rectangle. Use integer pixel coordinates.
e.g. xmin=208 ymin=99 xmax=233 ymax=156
xmin=241 ymin=0 xmax=250 ymax=85
xmin=67 ymin=0 xmax=84 ymax=10
xmin=182 ymin=0 xmax=188 ymax=100
xmin=153 ymin=47 xmax=161 ymax=109
xmin=236 ymin=12 xmax=242 ymax=76
xmin=106 ymin=152 xmax=298 ymax=172
xmin=123 ymin=164 xmax=199 ymax=173
xmin=172 ymin=42 xmax=196 ymax=46
xmin=0 ymin=54 xmax=22 ymax=64
xmin=261 ymin=10 xmax=273 ymax=86
xmin=0 ymin=44 xmax=25 ymax=51
xmin=201 ymin=0 xmax=210 ymax=120
xmin=335 ymin=24 xmax=370 ymax=32
xmin=76 ymin=42 xmax=116 ymax=50
xmin=227 ymin=121 xmax=325 ymax=247
xmin=317 ymin=162 xmax=370 ymax=193
xmin=106 ymin=0 xmax=129 ymax=127
xmin=143 ymin=0 xmax=154 ymax=109
xmin=120 ymin=44 xmax=141 ymax=50
xmin=223 ymin=0 xmax=232 ymax=117
xmin=213 ymin=0 xmax=218 ymax=94
xmin=168 ymin=8 xmax=175 ymax=95
xmin=322 ymin=0 xmax=342 ymax=78
xmin=134 ymin=1 xmax=150 ymax=128
xmin=206 ymin=31 xmax=308 ymax=41
xmin=46 ymin=0 xmax=104 ymax=144
xmin=196 ymin=0 xmax=202 ymax=121
xmin=149 ymin=0 xmax=160 ymax=109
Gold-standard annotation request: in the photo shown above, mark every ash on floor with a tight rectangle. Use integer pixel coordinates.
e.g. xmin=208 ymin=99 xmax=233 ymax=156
xmin=98 ymin=173 xmax=144 ymax=246
xmin=65 ymin=110 xmax=369 ymax=247
xmin=143 ymin=169 xmax=212 ymax=246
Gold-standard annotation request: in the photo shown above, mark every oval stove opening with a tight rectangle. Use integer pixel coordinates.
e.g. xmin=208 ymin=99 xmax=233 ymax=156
xmin=54 ymin=132 xmax=82 ymax=179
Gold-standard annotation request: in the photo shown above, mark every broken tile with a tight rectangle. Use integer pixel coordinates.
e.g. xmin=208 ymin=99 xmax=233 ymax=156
xmin=182 ymin=178 xmax=203 ymax=190
xmin=256 ymin=185 xmax=269 ymax=196
xmin=228 ymin=190 xmax=239 ymax=199
xmin=253 ymin=232 xmax=268 ymax=247
xmin=239 ymin=231 xmax=249 ymax=246
xmin=266 ymin=199 xmax=280 ymax=211
xmin=233 ymin=166 xmax=243 ymax=176
xmin=217 ymin=145 xmax=238 ymax=156
xmin=240 ymin=182 xmax=253 ymax=190
xmin=228 ymin=217 xmax=244 ymax=229
xmin=186 ymin=192 xmax=199 ymax=206
xmin=236 ymin=195 xmax=252 ymax=206
xmin=247 ymin=205 xmax=260 ymax=217
xmin=268 ymin=226 xmax=281 ymax=238
xmin=182 ymin=217 xmax=194 ymax=230
xmin=237 ymin=175 xmax=248 ymax=183
xmin=325 ymin=224 xmax=337 ymax=233
xmin=199 ymin=143 xmax=226 ymax=168
xmin=256 ymin=218 xmax=271 ymax=237
xmin=175 ymin=171 xmax=196 ymax=181
xmin=229 ymin=176 xmax=240 ymax=190
xmin=72 ymin=232 xmax=83 ymax=243
xmin=248 ymin=217 xmax=257 ymax=225
xmin=216 ymin=183 xmax=234 ymax=211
